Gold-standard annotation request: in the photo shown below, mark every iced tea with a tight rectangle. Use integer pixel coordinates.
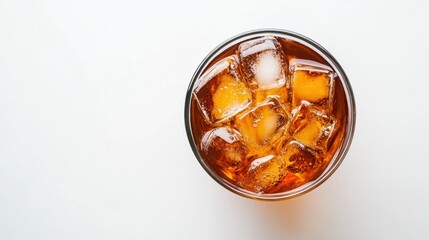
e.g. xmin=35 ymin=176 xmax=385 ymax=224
xmin=186 ymin=30 xmax=354 ymax=198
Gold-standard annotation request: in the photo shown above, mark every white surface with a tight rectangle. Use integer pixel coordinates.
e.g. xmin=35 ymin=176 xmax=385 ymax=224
xmin=1 ymin=0 xmax=428 ymax=239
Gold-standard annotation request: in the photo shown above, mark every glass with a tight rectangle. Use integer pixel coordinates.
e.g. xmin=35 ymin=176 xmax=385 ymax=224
xmin=184 ymin=29 xmax=356 ymax=200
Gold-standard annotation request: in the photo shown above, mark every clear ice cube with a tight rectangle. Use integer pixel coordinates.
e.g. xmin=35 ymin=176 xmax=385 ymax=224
xmin=280 ymin=140 xmax=321 ymax=174
xmin=193 ymin=55 xmax=252 ymax=124
xmin=243 ymin=154 xmax=287 ymax=192
xmin=235 ymin=97 xmax=290 ymax=147
xmin=289 ymin=59 xmax=335 ymax=111
xmin=288 ymin=101 xmax=337 ymax=150
xmin=238 ymin=36 xmax=287 ymax=91
xmin=201 ymin=127 xmax=248 ymax=172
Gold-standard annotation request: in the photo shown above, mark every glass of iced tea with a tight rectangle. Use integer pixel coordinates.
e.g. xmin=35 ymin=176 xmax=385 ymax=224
xmin=185 ymin=29 xmax=355 ymax=200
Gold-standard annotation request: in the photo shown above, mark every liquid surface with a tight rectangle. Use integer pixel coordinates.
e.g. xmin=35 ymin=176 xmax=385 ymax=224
xmin=190 ymin=35 xmax=347 ymax=194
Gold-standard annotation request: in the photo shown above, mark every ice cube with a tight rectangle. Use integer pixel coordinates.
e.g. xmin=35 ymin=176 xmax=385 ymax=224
xmin=235 ymin=97 xmax=289 ymax=147
xmin=201 ymin=127 xmax=248 ymax=172
xmin=280 ymin=140 xmax=321 ymax=174
xmin=238 ymin=36 xmax=286 ymax=90
xmin=288 ymin=101 xmax=337 ymax=150
xmin=289 ymin=59 xmax=335 ymax=111
xmin=242 ymin=154 xmax=287 ymax=192
xmin=193 ymin=55 xmax=252 ymax=124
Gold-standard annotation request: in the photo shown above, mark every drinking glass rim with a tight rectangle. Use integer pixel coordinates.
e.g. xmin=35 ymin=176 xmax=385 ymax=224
xmin=184 ymin=28 xmax=356 ymax=201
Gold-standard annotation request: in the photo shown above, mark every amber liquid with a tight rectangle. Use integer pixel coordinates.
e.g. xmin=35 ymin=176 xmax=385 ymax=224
xmin=190 ymin=36 xmax=348 ymax=194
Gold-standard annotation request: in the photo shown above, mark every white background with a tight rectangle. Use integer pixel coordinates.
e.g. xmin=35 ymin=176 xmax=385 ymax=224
xmin=1 ymin=0 xmax=428 ymax=239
